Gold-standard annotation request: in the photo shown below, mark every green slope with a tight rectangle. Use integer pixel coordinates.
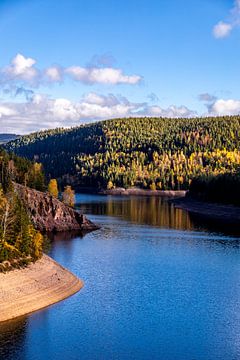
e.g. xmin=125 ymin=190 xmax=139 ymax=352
xmin=5 ymin=116 xmax=240 ymax=190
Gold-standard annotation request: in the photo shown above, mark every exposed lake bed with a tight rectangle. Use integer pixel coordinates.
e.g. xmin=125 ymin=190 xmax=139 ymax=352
xmin=0 ymin=255 xmax=83 ymax=323
xmin=1 ymin=194 xmax=240 ymax=360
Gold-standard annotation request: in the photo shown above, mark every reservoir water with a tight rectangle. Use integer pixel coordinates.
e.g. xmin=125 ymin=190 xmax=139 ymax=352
xmin=0 ymin=194 xmax=240 ymax=360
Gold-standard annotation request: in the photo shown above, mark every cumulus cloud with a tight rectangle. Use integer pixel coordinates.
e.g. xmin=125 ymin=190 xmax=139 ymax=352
xmin=0 ymin=92 xmax=196 ymax=133
xmin=208 ymin=98 xmax=240 ymax=115
xmin=44 ymin=66 xmax=62 ymax=82
xmin=141 ymin=105 xmax=197 ymax=118
xmin=0 ymin=53 xmax=142 ymax=87
xmin=65 ymin=66 xmax=141 ymax=85
xmin=213 ymin=0 xmax=240 ymax=38
xmin=5 ymin=54 xmax=37 ymax=78
xmin=213 ymin=21 xmax=232 ymax=38
xmin=0 ymin=105 xmax=17 ymax=118
xmin=1 ymin=54 xmax=39 ymax=85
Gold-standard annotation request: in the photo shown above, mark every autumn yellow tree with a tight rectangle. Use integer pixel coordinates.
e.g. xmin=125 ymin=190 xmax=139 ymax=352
xmin=48 ymin=179 xmax=59 ymax=198
xmin=107 ymin=180 xmax=114 ymax=190
xmin=62 ymin=186 xmax=75 ymax=207
xmin=32 ymin=232 xmax=43 ymax=259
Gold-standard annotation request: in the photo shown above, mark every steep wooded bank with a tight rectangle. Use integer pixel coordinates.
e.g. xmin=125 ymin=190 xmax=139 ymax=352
xmin=14 ymin=183 xmax=99 ymax=232
xmin=5 ymin=116 xmax=240 ymax=190
xmin=0 ymin=149 xmax=98 ymax=266
xmin=0 ymin=150 xmax=45 ymax=264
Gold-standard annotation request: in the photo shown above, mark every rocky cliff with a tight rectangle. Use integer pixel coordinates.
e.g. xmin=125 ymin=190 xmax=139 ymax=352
xmin=14 ymin=183 xmax=99 ymax=233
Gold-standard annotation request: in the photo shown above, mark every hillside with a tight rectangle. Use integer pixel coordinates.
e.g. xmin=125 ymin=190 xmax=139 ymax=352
xmin=5 ymin=116 xmax=240 ymax=190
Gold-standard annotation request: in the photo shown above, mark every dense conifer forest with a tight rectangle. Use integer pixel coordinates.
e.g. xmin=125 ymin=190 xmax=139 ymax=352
xmin=5 ymin=116 xmax=240 ymax=190
xmin=0 ymin=149 xmax=44 ymax=266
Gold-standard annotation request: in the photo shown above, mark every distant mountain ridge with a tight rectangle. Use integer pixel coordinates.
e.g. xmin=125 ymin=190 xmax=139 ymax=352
xmin=0 ymin=133 xmax=19 ymax=144
xmin=4 ymin=116 xmax=240 ymax=190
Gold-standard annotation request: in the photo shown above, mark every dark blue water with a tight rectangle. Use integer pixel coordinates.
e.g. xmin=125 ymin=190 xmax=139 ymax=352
xmin=1 ymin=195 xmax=240 ymax=360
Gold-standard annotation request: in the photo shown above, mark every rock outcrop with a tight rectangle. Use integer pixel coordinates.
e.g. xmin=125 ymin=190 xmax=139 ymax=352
xmin=14 ymin=183 xmax=99 ymax=233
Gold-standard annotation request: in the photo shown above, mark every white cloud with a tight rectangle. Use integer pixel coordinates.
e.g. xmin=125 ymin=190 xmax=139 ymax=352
xmin=2 ymin=54 xmax=38 ymax=83
xmin=209 ymin=98 xmax=240 ymax=115
xmin=31 ymin=93 xmax=46 ymax=104
xmin=141 ymin=105 xmax=196 ymax=118
xmin=0 ymin=105 xmax=17 ymax=118
xmin=51 ymin=98 xmax=79 ymax=120
xmin=65 ymin=66 xmax=141 ymax=84
xmin=213 ymin=21 xmax=232 ymax=38
xmin=213 ymin=1 xmax=240 ymax=38
xmin=0 ymin=92 xmax=196 ymax=133
xmin=83 ymin=92 xmax=107 ymax=105
xmin=0 ymin=53 xmax=142 ymax=87
xmin=45 ymin=66 xmax=62 ymax=82
xmin=83 ymin=92 xmax=123 ymax=106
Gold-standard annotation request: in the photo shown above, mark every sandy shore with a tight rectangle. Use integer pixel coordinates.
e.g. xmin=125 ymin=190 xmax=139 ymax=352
xmin=0 ymin=255 xmax=83 ymax=323
xmin=173 ymin=197 xmax=240 ymax=225
xmin=100 ymin=187 xmax=186 ymax=197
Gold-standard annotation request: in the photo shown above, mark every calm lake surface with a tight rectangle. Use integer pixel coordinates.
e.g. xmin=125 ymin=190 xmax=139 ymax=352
xmin=1 ymin=194 xmax=240 ymax=360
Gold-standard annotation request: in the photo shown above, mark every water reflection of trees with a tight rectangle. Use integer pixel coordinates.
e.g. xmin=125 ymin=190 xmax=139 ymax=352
xmin=77 ymin=195 xmax=240 ymax=237
xmin=47 ymin=230 xmax=85 ymax=242
xmin=0 ymin=317 xmax=27 ymax=360
xmin=79 ymin=196 xmax=194 ymax=230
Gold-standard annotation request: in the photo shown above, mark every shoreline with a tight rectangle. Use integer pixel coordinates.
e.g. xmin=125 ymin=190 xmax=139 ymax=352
xmin=99 ymin=187 xmax=187 ymax=197
xmin=0 ymin=254 xmax=83 ymax=323
xmin=173 ymin=197 xmax=240 ymax=225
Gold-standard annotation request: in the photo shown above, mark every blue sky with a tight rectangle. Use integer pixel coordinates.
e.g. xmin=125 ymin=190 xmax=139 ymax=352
xmin=0 ymin=0 xmax=239 ymax=133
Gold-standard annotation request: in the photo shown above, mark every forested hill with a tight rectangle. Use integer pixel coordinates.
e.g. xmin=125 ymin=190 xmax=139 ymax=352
xmin=5 ymin=116 xmax=240 ymax=190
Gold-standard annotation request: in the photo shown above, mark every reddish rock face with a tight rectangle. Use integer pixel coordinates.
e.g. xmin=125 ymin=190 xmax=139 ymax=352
xmin=14 ymin=183 xmax=99 ymax=233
